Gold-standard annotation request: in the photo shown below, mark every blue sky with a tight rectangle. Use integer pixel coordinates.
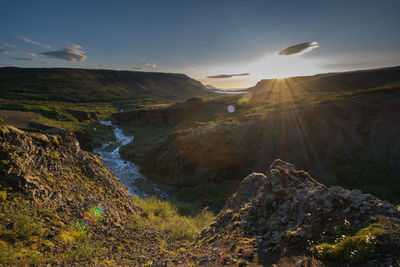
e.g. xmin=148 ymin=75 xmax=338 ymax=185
xmin=1 ymin=0 xmax=400 ymax=88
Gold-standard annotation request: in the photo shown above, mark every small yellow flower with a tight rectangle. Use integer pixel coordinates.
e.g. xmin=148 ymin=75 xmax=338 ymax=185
xmin=307 ymin=212 xmax=311 ymax=216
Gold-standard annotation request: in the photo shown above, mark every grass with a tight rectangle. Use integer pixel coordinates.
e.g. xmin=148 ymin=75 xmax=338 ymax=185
xmin=311 ymin=218 xmax=386 ymax=263
xmin=82 ymin=121 xmax=116 ymax=149
xmin=129 ymin=196 xmax=215 ymax=241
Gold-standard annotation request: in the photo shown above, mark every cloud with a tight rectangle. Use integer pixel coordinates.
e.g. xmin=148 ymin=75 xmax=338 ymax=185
xmin=0 ymin=63 xmax=17 ymax=67
xmin=98 ymin=64 xmax=113 ymax=68
xmin=41 ymin=47 xmax=87 ymax=62
xmin=278 ymin=42 xmax=319 ymax=55
xmin=3 ymin=43 xmax=16 ymax=48
xmin=132 ymin=66 xmax=144 ymax=70
xmin=18 ymin=35 xmax=51 ymax=48
xmin=142 ymin=62 xmax=157 ymax=68
xmin=10 ymin=57 xmax=36 ymax=61
xmin=40 ymin=61 xmax=51 ymax=64
xmin=67 ymin=42 xmax=82 ymax=49
xmin=207 ymin=73 xmax=250 ymax=79
xmin=0 ymin=49 xmax=13 ymax=54
xmin=25 ymin=52 xmax=38 ymax=58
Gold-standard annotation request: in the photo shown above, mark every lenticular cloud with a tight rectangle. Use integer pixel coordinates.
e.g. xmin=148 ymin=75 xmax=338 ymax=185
xmin=278 ymin=42 xmax=319 ymax=55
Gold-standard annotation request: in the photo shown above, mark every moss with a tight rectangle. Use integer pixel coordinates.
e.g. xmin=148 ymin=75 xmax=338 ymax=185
xmin=0 ymin=191 xmax=6 ymax=202
xmin=311 ymin=219 xmax=385 ymax=263
xmin=58 ymin=224 xmax=87 ymax=243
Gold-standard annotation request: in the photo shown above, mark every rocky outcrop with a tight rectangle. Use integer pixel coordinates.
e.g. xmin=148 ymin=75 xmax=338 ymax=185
xmin=200 ymin=160 xmax=400 ymax=265
xmin=0 ymin=126 xmax=136 ymax=223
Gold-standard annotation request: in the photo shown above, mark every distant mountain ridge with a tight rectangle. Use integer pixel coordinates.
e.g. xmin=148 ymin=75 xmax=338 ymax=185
xmin=0 ymin=67 xmax=216 ymax=102
xmin=248 ymin=65 xmax=400 ymax=93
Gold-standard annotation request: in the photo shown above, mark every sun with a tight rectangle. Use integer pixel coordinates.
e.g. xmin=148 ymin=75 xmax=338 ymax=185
xmin=249 ymin=54 xmax=323 ymax=80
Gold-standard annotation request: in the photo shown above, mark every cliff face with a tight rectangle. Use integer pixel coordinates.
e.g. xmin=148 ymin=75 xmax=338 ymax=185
xmin=199 ymin=160 xmax=400 ymax=265
xmin=0 ymin=67 xmax=215 ymax=102
xmin=115 ymin=90 xmax=400 ymax=201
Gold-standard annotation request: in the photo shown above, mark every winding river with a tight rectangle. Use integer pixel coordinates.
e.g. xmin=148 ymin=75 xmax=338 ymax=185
xmin=93 ymin=121 xmax=167 ymax=197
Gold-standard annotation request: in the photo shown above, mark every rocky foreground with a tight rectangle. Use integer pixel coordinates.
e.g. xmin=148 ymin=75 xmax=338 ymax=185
xmin=199 ymin=160 xmax=400 ymax=266
xmin=0 ymin=126 xmax=400 ymax=266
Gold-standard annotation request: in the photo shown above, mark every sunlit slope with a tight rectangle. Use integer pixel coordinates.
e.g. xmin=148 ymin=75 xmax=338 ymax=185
xmin=0 ymin=67 xmax=216 ymax=102
xmin=248 ymin=65 xmax=400 ymax=94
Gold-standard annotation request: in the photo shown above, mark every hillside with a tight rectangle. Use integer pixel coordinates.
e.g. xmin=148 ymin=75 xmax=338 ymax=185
xmin=114 ymin=66 xmax=400 ymax=206
xmin=1 ymin=128 xmax=399 ymax=265
xmin=0 ymin=126 xmax=214 ymax=265
xmin=248 ymin=66 xmax=400 ymax=94
xmin=0 ymin=67 xmax=215 ymax=103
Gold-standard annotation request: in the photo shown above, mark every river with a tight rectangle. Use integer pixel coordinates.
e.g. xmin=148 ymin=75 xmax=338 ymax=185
xmin=93 ymin=121 xmax=167 ymax=198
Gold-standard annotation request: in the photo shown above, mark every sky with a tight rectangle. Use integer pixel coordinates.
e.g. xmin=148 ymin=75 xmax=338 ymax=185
xmin=1 ymin=0 xmax=400 ymax=89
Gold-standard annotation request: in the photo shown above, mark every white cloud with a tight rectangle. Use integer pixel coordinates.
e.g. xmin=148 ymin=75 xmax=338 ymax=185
xmin=132 ymin=66 xmax=144 ymax=70
xmin=67 ymin=42 xmax=82 ymax=49
xmin=41 ymin=47 xmax=87 ymax=62
xmin=25 ymin=52 xmax=38 ymax=58
xmin=18 ymin=35 xmax=51 ymax=48
xmin=142 ymin=62 xmax=157 ymax=68
xmin=3 ymin=43 xmax=16 ymax=48
xmin=0 ymin=49 xmax=13 ymax=54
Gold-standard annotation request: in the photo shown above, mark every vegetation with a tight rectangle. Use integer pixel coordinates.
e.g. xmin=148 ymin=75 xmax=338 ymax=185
xmin=129 ymin=196 xmax=215 ymax=240
xmin=311 ymin=218 xmax=386 ymax=263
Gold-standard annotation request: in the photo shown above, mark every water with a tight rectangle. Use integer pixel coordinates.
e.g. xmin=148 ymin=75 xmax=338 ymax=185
xmin=94 ymin=121 xmax=167 ymax=197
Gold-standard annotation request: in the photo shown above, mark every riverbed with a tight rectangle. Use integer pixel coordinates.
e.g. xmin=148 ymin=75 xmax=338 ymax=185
xmin=93 ymin=121 xmax=167 ymax=197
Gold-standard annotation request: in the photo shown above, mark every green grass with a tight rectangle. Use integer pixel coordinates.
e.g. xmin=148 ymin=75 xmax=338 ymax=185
xmin=311 ymin=218 xmax=385 ymax=263
xmin=82 ymin=121 xmax=116 ymax=149
xmin=128 ymin=196 xmax=215 ymax=241
xmin=119 ymin=123 xmax=171 ymax=164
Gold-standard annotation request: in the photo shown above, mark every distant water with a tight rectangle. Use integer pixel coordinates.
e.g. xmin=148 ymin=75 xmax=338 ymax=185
xmin=94 ymin=121 xmax=165 ymax=197
xmin=213 ymin=90 xmax=246 ymax=94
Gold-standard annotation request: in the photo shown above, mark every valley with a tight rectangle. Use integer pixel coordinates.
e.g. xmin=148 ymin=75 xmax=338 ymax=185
xmin=0 ymin=66 xmax=400 ymax=266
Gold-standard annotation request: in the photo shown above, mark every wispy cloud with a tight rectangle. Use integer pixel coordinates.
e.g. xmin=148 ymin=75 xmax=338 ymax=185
xmin=207 ymin=73 xmax=250 ymax=79
xmin=10 ymin=57 xmax=36 ymax=61
xmin=0 ymin=49 xmax=13 ymax=55
xmin=25 ymin=52 xmax=38 ymax=58
xmin=41 ymin=47 xmax=87 ymax=62
xmin=142 ymin=62 xmax=157 ymax=68
xmin=67 ymin=42 xmax=82 ymax=49
xmin=18 ymin=35 xmax=51 ymax=48
xmin=40 ymin=61 xmax=51 ymax=64
xmin=132 ymin=66 xmax=144 ymax=70
xmin=3 ymin=43 xmax=16 ymax=48
xmin=98 ymin=64 xmax=112 ymax=68
xmin=278 ymin=42 xmax=319 ymax=55
xmin=0 ymin=63 xmax=17 ymax=67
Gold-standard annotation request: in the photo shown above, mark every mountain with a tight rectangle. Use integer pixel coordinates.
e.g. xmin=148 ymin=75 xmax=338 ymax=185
xmin=0 ymin=67 xmax=216 ymax=103
xmin=247 ymin=65 xmax=400 ymax=94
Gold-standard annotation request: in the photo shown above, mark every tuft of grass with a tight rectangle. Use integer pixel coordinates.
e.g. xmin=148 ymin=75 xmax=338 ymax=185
xmin=311 ymin=219 xmax=385 ymax=263
xmin=129 ymin=196 xmax=215 ymax=240
xmin=58 ymin=223 xmax=87 ymax=243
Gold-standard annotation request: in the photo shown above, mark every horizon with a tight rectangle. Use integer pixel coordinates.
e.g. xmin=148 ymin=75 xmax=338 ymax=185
xmin=2 ymin=64 xmax=399 ymax=90
xmin=1 ymin=0 xmax=400 ymax=89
